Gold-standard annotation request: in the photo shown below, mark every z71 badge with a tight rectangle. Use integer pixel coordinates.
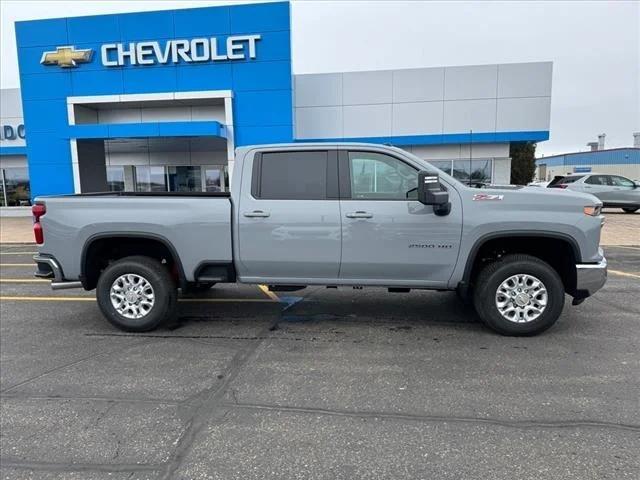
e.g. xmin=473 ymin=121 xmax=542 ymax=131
xmin=473 ymin=193 xmax=504 ymax=201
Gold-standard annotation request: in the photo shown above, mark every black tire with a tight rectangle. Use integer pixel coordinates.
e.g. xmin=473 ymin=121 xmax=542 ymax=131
xmin=622 ymin=207 xmax=638 ymax=214
xmin=96 ymin=256 xmax=177 ymax=332
xmin=473 ymin=254 xmax=565 ymax=336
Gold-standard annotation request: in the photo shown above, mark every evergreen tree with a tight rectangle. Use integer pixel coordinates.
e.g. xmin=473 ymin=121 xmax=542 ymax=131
xmin=510 ymin=142 xmax=537 ymax=185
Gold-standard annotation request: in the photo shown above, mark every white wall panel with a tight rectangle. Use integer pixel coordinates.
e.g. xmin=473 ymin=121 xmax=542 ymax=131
xmin=98 ymin=108 xmax=142 ymax=124
xmin=292 ymin=61 xmax=551 ymax=140
xmin=492 ymin=157 xmax=512 ymax=184
xmin=392 ymin=68 xmax=444 ymax=103
xmin=295 ymin=106 xmax=342 ymax=139
xmin=141 ymin=107 xmax=192 ymax=122
xmin=0 ymin=155 xmax=28 ymax=168
xmin=496 ymin=97 xmax=551 ymax=131
xmin=443 ymin=99 xmax=497 ymax=133
xmin=0 ymin=89 xmax=22 ymax=117
xmin=392 ymin=102 xmax=443 ymax=136
xmin=190 ymin=105 xmax=226 ymax=122
xmin=444 ymin=64 xmax=498 ymax=100
xmin=294 ymin=73 xmax=342 ymax=107
xmin=343 ymin=70 xmax=392 ymax=105
xmin=407 ymin=142 xmax=509 ymax=160
xmin=343 ymin=104 xmax=392 ymax=137
xmin=498 ymin=62 xmax=553 ymax=98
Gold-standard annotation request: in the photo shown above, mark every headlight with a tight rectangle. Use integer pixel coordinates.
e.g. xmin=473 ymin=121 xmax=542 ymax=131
xmin=583 ymin=205 xmax=602 ymax=216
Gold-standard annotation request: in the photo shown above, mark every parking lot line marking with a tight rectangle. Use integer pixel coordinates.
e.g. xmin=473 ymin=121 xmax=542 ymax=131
xmin=0 ymin=263 xmax=33 ymax=267
xmin=0 ymin=296 xmax=95 ymax=302
xmin=0 ymin=278 xmax=49 ymax=283
xmin=0 ymin=251 xmax=37 ymax=255
xmin=0 ymin=295 xmax=275 ymax=303
xmin=258 ymin=284 xmax=280 ymax=302
xmin=609 ymin=269 xmax=640 ymax=279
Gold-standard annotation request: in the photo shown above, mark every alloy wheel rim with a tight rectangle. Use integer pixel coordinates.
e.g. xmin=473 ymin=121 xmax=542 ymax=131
xmin=495 ymin=274 xmax=548 ymax=323
xmin=110 ymin=273 xmax=155 ymax=319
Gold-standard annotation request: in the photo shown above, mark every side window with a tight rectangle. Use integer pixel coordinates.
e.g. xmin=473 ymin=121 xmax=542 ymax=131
xmin=610 ymin=175 xmax=635 ymax=187
xmin=585 ymin=175 xmax=608 ymax=186
xmin=256 ymin=151 xmax=328 ymax=200
xmin=348 ymin=151 xmax=418 ymax=200
xmin=557 ymin=175 xmax=584 ymax=185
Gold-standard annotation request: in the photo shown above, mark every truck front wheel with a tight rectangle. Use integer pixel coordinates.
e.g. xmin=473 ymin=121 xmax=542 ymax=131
xmin=473 ymin=254 xmax=565 ymax=336
xmin=96 ymin=256 xmax=177 ymax=332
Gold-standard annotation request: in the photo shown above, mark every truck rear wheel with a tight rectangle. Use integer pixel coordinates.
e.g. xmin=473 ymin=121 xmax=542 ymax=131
xmin=96 ymin=256 xmax=177 ymax=332
xmin=622 ymin=207 xmax=638 ymax=213
xmin=473 ymin=254 xmax=565 ymax=336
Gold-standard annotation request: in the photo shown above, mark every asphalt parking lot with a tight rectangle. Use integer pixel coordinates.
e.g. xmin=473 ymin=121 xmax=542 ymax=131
xmin=1 ymin=243 xmax=639 ymax=479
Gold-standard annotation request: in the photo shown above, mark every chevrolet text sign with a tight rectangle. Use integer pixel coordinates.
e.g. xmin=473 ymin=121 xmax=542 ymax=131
xmin=101 ymin=35 xmax=261 ymax=67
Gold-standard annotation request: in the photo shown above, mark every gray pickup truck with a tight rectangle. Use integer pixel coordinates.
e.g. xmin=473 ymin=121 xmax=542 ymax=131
xmin=33 ymin=143 xmax=607 ymax=336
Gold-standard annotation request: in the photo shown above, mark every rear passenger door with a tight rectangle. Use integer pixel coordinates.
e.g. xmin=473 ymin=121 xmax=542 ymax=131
xmin=236 ymin=149 xmax=342 ymax=282
xmin=582 ymin=175 xmax=612 ymax=199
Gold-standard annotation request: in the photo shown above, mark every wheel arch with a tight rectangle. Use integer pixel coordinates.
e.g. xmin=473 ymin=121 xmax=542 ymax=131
xmin=460 ymin=230 xmax=581 ymax=298
xmin=81 ymin=232 xmax=186 ymax=290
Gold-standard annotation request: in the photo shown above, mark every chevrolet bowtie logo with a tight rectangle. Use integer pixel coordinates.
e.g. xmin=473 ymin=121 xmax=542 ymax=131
xmin=40 ymin=46 xmax=93 ymax=68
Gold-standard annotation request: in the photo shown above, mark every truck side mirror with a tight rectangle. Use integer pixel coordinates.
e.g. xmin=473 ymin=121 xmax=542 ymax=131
xmin=418 ymin=171 xmax=451 ymax=216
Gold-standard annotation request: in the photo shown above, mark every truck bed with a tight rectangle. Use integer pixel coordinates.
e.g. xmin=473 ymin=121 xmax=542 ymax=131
xmin=37 ymin=193 xmax=232 ymax=282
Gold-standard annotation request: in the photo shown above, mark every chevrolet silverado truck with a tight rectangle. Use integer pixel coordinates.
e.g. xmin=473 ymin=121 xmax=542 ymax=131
xmin=32 ymin=143 xmax=607 ymax=336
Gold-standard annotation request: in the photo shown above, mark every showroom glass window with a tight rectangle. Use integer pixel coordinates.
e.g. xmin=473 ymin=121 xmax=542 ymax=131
xmin=452 ymin=159 xmax=493 ymax=184
xmin=430 ymin=160 xmax=453 ymax=176
xmin=204 ymin=167 xmax=224 ymax=192
xmin=106 ymin=166 xmax=125 ymax=192
xmin=135 ymin=166 xmax=167 ymax=192
xmin=349 ymin=152 xmax=418 ymax=200
xmin=167 ymin=166 xmax=201 ymax=192
xmin=1 ymin=167 xmax=31 ymax=206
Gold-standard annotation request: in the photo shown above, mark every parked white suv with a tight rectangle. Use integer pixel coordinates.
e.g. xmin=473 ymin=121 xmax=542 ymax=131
xmin=548 ymin=173 xmax=640 ymax=213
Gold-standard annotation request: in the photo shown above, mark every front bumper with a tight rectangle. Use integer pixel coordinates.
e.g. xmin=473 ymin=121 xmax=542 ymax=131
xmin=33 ymin=254 xmax=83 ymax=290
xmin=575 ymin=251 xmax=607 ymax=297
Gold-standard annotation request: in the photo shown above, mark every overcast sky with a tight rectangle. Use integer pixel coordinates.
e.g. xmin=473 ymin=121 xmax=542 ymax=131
xmin=1 ymin=0 xmax=638 ymax=156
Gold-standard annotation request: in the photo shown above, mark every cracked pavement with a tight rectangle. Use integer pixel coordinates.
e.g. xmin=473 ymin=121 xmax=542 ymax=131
xmin=1 ymin=244 xmax=639 ymax=479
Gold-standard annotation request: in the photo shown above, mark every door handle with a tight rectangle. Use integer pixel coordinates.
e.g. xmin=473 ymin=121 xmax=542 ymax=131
xmin=243 ymin=210 xmax=270 ymax=218
xmin=346 ymin=211 xmax=373 ymax=219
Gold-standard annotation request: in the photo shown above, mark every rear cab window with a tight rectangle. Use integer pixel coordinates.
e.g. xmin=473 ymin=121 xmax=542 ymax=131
xmin=251 ymin=150 xmax=338 ymax=200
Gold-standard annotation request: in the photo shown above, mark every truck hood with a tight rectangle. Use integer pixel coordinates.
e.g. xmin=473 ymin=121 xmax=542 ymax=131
xmin=471 ymin=185 xmax=602 ymax=207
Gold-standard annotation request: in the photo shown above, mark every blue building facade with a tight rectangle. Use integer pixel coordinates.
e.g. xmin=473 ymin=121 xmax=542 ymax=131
xmin=15 ymin=2 xmax=292 ymax=198
xmin=536 ymin=148 xmax=640 ymax=181
xmin=4 ymin=1 xmax=555 ymax=203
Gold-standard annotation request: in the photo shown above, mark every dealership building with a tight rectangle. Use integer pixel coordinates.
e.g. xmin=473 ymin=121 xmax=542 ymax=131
xmin=0 ymin=1 xmax=554 ymax=207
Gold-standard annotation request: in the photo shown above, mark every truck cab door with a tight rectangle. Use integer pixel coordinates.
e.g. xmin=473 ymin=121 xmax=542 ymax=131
xmin=236 ymin=149 xmax=342 ymax=282
xmin=338 ymin=150 xmax=463 ymax=287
